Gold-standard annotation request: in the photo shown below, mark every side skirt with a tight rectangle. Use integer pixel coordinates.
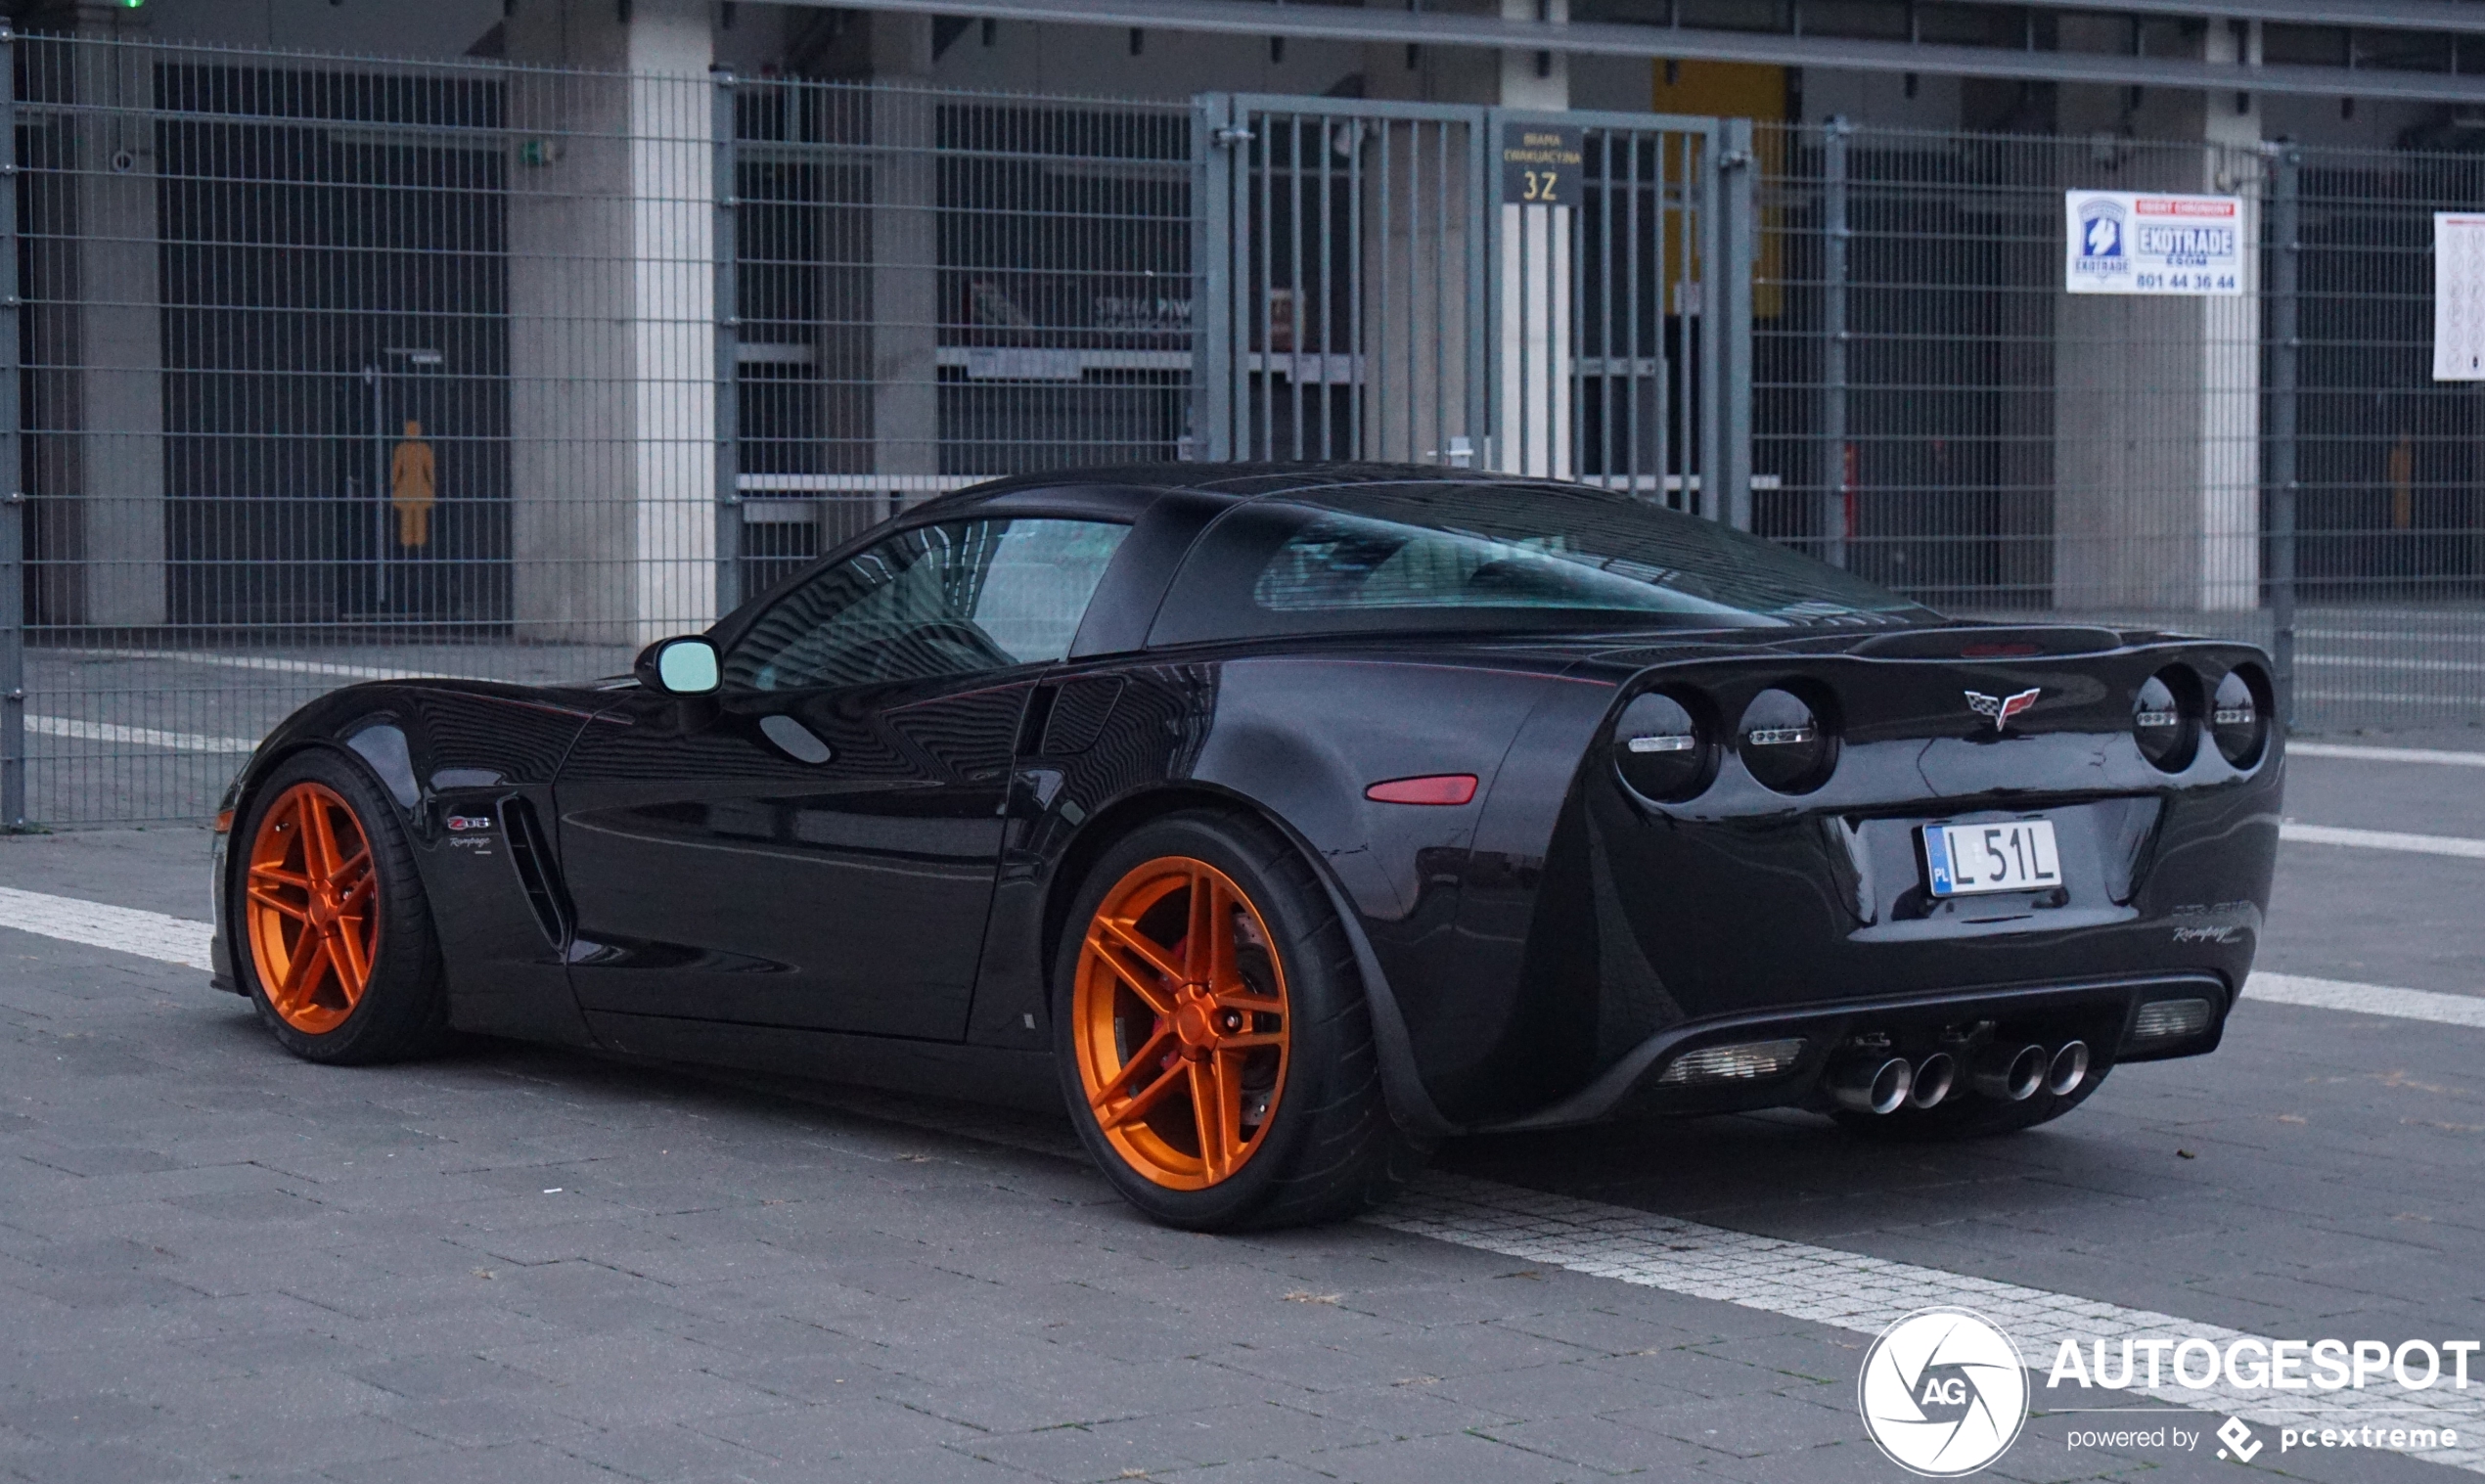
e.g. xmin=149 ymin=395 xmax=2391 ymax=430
xmin=581 ymin=1012 xmax=1063 ymax=1115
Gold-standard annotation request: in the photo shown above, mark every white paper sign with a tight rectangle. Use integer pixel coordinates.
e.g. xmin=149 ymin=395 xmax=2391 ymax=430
xmin=2433 ymin=213 xmax=2485 ymax=381
xmin=2064 ymin=190 xmax=2244 ymax=295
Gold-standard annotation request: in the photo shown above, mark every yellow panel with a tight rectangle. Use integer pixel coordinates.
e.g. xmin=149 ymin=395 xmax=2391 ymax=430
xmin=1651 ymin=60 xmax=1787 ymax=319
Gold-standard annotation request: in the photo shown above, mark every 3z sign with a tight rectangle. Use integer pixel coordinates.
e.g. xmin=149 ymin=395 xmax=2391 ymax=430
xmin=1502 ymin=123 xmax=1583 ymax=207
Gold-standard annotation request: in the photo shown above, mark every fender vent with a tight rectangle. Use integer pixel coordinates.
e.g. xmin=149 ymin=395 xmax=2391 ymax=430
xmin=499 ymin=795 xmax=573 ymax=949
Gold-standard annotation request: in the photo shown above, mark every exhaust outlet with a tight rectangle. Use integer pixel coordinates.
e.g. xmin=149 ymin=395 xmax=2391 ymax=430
xmin=1971 ymin=1044 xmax=2046 ymax=1102
xmin=1829 ymin=1055 xmax=1914 ymax=1115
xmin=2047 ymin=1040 xmax=2091 ymax=1097
xmin=1909 ymin=1052 xmax=1957 ymax=1109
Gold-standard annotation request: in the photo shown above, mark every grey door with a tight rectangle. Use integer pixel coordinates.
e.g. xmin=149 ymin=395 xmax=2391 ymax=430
xmin=1195 ymin=94 xmax=1752 ymax=523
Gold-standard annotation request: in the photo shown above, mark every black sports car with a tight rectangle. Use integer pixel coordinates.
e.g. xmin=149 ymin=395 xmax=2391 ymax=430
xmin=211 ymin=466 xmax=2281 ymax=1230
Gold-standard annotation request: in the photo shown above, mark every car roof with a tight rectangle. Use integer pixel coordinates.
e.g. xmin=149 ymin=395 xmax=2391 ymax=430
xmin=919 ymin=462 xmax=1545 ymax=518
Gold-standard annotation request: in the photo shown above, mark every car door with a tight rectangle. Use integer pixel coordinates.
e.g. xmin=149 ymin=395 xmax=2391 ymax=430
xmin=554 ymin=516 xmax=1132 ymax=1040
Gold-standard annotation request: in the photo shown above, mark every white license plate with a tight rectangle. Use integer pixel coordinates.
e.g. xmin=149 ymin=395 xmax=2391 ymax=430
xmin=1922 ymin=819 xmax=2061 ymax=897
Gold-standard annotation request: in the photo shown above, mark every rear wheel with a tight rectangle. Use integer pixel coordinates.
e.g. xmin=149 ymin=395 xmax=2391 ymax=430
xmin=236 ymin=750 xmax=449 ymax=1064
xmin=1055 ymin=810 xmax=1423 ymax=1230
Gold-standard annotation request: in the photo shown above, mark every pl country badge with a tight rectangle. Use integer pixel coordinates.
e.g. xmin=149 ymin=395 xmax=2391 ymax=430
xmin=1859 ymin=1308 xmax=2031 ymax=1476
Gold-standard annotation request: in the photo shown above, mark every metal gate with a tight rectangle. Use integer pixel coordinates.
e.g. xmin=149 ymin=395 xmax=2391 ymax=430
xmin=1195 ymin=95 xmax=1753 ymax=519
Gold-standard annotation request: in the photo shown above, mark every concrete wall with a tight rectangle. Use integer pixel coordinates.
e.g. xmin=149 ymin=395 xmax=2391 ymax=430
xmin=504 ymin=0 xmax=715 ymax=646
xmin=2050 ymin=21 xmax=2262 ymax=613
xmin=67 ymin=7 xmax=167 ymax=628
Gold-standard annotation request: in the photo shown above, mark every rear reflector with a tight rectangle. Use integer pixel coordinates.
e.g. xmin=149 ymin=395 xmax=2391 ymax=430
xmin=1655 ymin=1038 xmax=1807 ymax=1086
xmin=1364 ymin=774 xmax=1477 ymax=806
xmin=2130 ymin=996 xmax=2213 ymax=1041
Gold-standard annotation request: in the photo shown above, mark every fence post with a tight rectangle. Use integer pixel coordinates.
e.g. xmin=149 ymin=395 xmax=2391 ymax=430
xmin=1196 ymin=94 xmax=1233 ymax=463
xmin=1715 ymin=116 xmax=1756 ymax=530
xmin=2267 ymin=142 xmax=2299 ymax=730
xmin=0 ymin=24 xmax=23 ymax=830
xmin=1821 ymin=115 xmax=1850 ymax=568
xmin=711 ymin=67 xmax=742 ymax=615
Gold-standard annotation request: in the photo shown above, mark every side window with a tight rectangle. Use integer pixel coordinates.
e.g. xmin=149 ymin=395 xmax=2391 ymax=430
xmin=722 ymin=517 xmax=1129 ymax=692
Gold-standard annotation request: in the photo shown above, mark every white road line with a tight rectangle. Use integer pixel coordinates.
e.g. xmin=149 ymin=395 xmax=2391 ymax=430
xmin=0 ymin=888 xmax=214 ymax=970
xmin=2297 ymin=655 xmax=2485 ymax=676
xmin=53 ymin=647 xmax=459 ymax=683
xmin=2247 ymin=972 xmax=2485 ymax=1029
xmin=25 ymin=715 xmax=260 ymax=755
xmin=2281 ymin=823 xmax=2485 ymax=860
xmin=3 ymin=886 xmax=2482 ymax=1469
xmin=2290 ymin=742 xmax=2485 ymax=768
xmin=1374 ymin=1175 xmax=2485 ymax=1471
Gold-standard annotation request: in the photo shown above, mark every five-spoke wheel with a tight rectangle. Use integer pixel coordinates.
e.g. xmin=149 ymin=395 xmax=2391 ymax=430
xmin=245 ymin=781 xmax=381 ymax=1034
xmin=1055 ymin=810 xmax=1423 ymax=1230
xmin=1071 ymin=855 xmax=1292 ymax=1190
xmin=231 ymin=751 xmax=448 ymax=1063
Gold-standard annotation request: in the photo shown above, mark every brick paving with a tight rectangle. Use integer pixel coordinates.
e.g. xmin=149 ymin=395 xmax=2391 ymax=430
xmin=0 ymin=762 xmax=2476 ymax=1483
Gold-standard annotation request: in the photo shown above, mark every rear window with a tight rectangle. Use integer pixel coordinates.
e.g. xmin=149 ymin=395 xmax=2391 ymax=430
xmin=1151 ymin=481 xmax=1935 ymax=644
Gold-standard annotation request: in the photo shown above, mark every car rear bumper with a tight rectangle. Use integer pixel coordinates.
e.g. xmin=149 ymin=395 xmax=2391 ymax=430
xmin=1472 ymin=970 xmax=2230 ymax=1132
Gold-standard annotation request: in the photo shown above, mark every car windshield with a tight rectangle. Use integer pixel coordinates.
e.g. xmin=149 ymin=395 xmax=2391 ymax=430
xmin=1154 ymin=480 xmax=1936 ymax=644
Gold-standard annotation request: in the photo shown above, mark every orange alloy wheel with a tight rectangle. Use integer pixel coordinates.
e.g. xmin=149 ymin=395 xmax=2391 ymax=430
xmin=1071 ymin=856 xmax=1291 ymax=1190
xmin=244 ymin=782 xmax=382 ymax=1035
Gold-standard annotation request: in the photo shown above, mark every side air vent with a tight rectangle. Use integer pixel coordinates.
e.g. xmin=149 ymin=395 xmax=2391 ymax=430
xmin=499 ymin=795 xmax=573 ymax=950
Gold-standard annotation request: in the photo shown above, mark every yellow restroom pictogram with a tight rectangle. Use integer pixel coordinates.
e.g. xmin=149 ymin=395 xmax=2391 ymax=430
xmin=390 ymin=420 xmax=436 ymax=548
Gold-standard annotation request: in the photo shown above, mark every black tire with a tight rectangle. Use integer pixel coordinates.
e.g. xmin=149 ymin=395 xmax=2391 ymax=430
xmin=1831 ymin=1065 xmax=2109 ymax=1142
xmin=1053 ymin=808 xmax=1426 ymax=1231
xmin=232 ymin=748 xmax=451 ymax=1065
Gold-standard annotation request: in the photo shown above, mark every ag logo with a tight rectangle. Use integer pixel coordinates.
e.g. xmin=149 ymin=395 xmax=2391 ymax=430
xmin=1858 ymin=1307 xmax=2029 ymax=1476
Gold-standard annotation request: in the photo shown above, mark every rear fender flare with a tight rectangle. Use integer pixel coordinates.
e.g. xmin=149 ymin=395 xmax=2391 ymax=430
xmin=1041 ymin=780 xmax=1461 ymax=1140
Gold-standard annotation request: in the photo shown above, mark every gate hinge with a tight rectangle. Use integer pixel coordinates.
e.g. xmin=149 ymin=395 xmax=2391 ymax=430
xmin=1719 ymin=149 xmax=1754 ymax=171
xmin=1211 ymin=125 xmax=1255 ymax=147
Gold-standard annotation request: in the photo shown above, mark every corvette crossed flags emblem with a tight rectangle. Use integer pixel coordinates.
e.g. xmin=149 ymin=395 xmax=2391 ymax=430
xmin=1965 ymin=687 xmax=2043 ymax=732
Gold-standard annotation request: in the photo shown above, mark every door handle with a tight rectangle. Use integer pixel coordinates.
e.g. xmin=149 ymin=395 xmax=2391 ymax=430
xmin=759 ymin=714 xmax=834 ymax=765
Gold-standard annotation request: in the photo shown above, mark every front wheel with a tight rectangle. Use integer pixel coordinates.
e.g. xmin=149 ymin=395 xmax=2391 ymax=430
xmin=234 ymin=749 xmax=450 ymax=1064
xmin=1054 ymin=810 xmax=1423 ymax=1231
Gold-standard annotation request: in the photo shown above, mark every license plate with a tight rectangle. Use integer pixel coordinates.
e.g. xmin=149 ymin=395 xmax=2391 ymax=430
xmin=1922 ymin=819 xmax=2061 ymax=897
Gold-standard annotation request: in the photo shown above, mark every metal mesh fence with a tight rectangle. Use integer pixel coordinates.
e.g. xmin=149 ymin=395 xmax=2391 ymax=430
xmin=1752 ymin=119 xmax=2485 ymax=732
xmin=4 ymin=32 xmax=1193 ymax=825
xmin=4 ymin=31 xmax=2480 ymax=829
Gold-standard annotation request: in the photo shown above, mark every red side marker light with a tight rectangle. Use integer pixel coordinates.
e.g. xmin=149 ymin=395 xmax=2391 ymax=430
xmin=1364 ymin=774 xmax=1478 ymax=806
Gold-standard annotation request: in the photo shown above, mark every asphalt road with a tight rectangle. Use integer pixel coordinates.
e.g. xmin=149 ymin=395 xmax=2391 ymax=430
xmin=0 ymin=737 xmax=2479 ymax=1483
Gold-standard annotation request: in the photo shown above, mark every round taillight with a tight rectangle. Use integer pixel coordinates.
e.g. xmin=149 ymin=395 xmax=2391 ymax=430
xmin=2210 ymin=666 xmax=2270 ymax=768
xmin=1738 ymin=688 xmax=1835 ymax=794
xmin=2133 ymin=668 xmax=2196 ymax=772
xmin=1612 ymin=691 xmax=1714 ymax=803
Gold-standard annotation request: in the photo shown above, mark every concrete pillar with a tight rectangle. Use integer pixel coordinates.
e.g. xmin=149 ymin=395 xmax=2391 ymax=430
xmin=1496 ymin=0 xmax=1571 ymax=477
xmin=868 ymin=23 xmax=939 ymax=511
xmin=2053 ymin=22 xmax=2262 ymax=614
xmin=70 ymin=6 xmax=165 ymax=628
xmin=804 ymin=14 xmax=936 ymax=519
xmin=504 ymin=0 xmax=716 ymax=649
xmin=1358 ymin=0 xmax=1569 ymax=475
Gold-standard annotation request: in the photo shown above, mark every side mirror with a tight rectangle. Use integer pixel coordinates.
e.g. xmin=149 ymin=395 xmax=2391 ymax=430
xmin=634 ymin=636 xmax=720 ymax=697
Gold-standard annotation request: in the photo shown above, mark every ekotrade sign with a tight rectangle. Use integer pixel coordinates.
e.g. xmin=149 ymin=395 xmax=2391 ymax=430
xmin=1859 ymin=1310 xmax=2478 ymax=1475
xmin=2064 ymin=190 xmax=2244 ymax=295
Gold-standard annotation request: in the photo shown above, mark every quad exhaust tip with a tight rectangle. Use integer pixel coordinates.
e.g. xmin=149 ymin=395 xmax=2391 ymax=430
xmin=2048 ymin=1040 xmax=2091 ymax=1097
xmin=1972 ymin=1043 xmax=2047 ymax=1102
xmin=1908 ymin=1052 xmax=1956 ymax=1109
xmin=1830 ymin=1055 xmax=1914 ymax=1115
